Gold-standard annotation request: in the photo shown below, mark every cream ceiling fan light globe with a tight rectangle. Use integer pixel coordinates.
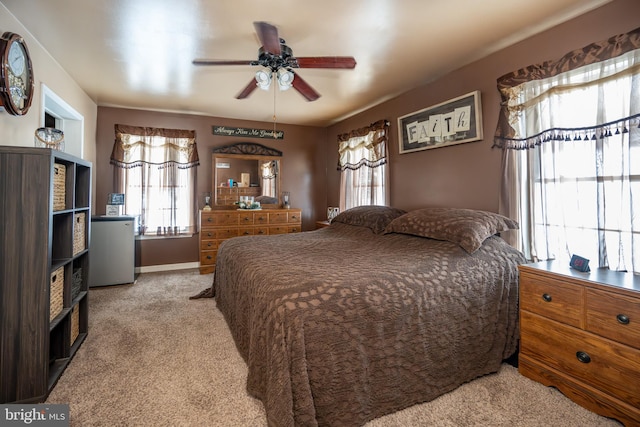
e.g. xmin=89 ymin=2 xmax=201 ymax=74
xmin=277 ymin=69 xmax=294 ymax=91
xmin=255 ymin=70 xmax=271 ymax=90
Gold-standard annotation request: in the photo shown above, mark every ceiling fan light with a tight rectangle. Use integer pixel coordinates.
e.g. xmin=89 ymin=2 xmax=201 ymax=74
xmin=277 ymin=69 xmax=294 ymax=91
xmin=255 ymin=70 xmax=271 ymax=90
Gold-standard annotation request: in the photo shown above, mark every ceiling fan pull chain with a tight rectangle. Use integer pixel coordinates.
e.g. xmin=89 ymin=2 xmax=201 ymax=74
xmin=273 ymin=81 xmax=278 ymax=138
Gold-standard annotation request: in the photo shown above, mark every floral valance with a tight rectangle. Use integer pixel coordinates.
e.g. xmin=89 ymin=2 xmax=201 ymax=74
xmin=493 ymin=26 xmax=640 ymax=150
xmin=111 ymin=124 xmax=200 ymax=169
xmin=337 ymin=120 xmax=389 ymax=171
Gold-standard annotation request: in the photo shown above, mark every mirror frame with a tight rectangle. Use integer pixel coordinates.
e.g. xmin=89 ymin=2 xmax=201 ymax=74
xmin=212 ymin=142 xmax=283 ymax=209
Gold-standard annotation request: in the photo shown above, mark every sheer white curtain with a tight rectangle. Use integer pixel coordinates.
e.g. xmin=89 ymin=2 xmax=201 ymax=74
xmin=338 ymin=120 xmax=389 ymax=211
xmin=111 ymin=125 xmax=199 ymax=236
xmin=260 ymin=161 xmax=278 ymax=198
xmin=495 ymin=39 xmax=640 ymax=273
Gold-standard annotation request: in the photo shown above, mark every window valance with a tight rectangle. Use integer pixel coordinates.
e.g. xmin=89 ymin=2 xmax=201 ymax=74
xmin=111 ymin=124 xmax=200 ymax=169
xmin=493 ymin=26 xmax=640 ymax=150
xmin=337 ymin=120 xmax=389 ymax=171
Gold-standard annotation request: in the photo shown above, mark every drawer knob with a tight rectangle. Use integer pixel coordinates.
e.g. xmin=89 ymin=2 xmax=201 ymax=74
xmin=206 ymin=255 xmax=213 ymax=260
xmin=616 ymin=314 xmax=630 ymax=325
xmin=258 ymin=230 xmax=265 ymax=234
xmin=207 ymin=217 xmax=213 ymax=222
xmin=576 ymin=351 xmax=591 ymax=364
xmin=542 ymin=293 xmax=552 ymax=302
xmin=243 ymin=231 xmax=250 ymax=235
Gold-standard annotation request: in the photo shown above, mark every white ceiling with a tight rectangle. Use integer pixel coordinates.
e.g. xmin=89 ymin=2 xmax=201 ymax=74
xmin=2 ymin=0 xmax=611 ymax=127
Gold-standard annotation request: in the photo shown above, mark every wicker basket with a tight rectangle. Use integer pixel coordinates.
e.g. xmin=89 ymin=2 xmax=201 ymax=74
xmin=73 ymin=213 xmax=86 ymax=255
xmin=53 ymin=163 xmax=66 ymax=211
xmin=49 ymin=267 xmax=64 ymax=322
xmin=70 ymin=305 xmax=80 ymax=345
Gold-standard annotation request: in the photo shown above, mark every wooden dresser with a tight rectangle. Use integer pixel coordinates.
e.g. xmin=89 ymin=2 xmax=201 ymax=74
xmin=518 ymin=261 xmax=640 ymax=426
xmin=199 ymin=208 xmax=302 ymax=274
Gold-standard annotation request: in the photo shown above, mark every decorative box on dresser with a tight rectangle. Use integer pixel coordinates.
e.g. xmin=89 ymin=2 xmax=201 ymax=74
xmin=199 ymin=208 xmax=302 ymax=274
xmin=518 ymin=261 xmax=640 ymax=426
xmin=0 ymin=147 xmax=91 ymax=403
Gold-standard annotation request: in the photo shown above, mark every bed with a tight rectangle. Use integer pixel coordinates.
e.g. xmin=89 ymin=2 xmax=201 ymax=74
xmin=211 ymin=206 xmax=527 ymax=426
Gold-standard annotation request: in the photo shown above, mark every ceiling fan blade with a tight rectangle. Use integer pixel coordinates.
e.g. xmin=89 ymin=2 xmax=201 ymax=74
xmin=235 ymin=79 xmax=258 ymax=99
xmin=254 ymin=21 xmax=281 ymax=56
xmin=193 ymin=59 xmax=255 ymax=66
xmin=291 ymin=72 xmax=320 ymax=102
xmin=294 ymin=56 xmax=357 ymax=69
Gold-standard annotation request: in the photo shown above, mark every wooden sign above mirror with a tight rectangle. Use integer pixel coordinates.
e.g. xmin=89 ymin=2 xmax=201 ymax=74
xmin=212 ymin=142 xmax=283 ymax=208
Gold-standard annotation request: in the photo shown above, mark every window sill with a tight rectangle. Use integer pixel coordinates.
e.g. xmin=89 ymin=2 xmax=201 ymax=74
xmin=135 ymin=233 xmax=194 ymax=241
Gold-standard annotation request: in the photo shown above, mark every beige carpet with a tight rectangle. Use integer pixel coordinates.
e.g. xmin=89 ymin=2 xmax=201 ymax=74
xmin=46 ymin=270 xmax=623 ymax=426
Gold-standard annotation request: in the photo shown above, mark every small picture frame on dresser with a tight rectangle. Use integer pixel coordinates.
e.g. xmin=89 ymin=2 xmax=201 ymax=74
xmin=569 ymin=254 xmax=590 ymax=272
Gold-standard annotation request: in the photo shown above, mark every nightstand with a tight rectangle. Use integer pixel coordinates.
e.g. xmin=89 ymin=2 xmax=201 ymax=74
xmin=316 ymin=220 xmax=331 ymax=229
xmin=518 ymin=261 xmax=640 ymax=426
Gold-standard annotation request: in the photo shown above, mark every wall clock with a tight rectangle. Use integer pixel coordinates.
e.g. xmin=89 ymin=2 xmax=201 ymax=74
xmin=0 ymin=32 xmax=34 ymax=116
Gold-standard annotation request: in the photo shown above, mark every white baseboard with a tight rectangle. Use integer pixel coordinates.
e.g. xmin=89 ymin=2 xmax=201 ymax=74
xmin=136 ymin=262 xmax=200 ymax=274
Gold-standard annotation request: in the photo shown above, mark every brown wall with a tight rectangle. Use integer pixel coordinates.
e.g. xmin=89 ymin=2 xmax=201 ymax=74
xmin=96 ymin=107 xmax=326 ymax=267
xmin=325 ymin=0 xmax=640 ymax=213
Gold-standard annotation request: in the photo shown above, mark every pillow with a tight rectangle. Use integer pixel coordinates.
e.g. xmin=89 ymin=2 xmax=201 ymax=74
xmin=383 ymin=207 xmax=519 ymax=253
xmin=255 ymin=195 xmax=279 ymax=204
xmin=331 ymin=205 xmax=407 ymax=234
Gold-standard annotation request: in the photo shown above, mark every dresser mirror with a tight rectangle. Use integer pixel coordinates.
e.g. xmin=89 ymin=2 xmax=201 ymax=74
xmin=212 ymin=143 xmax=282 ymax=208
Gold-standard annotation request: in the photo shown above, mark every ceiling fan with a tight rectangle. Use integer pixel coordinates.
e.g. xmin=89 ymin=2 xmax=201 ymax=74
xmin=193 ymin=22 xmax=356 ymax=102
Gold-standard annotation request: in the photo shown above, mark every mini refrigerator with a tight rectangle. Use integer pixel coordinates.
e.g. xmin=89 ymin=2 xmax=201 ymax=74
xmin=89 ymin=216 xmax=135 ymax=287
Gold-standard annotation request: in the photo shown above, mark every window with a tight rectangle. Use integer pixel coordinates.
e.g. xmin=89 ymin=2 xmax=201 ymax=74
xmin=337 ymin=120 xmax=390 ymax=211
xmin=111 ymin=125 xmax=200 ymax=236
xmin=494 ymin=28 xmax=640 ymax=273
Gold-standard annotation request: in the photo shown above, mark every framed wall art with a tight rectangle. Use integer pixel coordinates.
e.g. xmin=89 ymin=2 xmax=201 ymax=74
xmin=397 ymin=90 xmax=483 ymax=154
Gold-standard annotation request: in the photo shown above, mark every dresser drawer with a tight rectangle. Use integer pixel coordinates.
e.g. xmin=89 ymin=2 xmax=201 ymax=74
xmin=201 ymin=211 xmax=239 ymax=226
xmin=288 ymin=211 xmax=301 ymax=223
xmin=254 ymin=213 xmax=269 ymax=225
xmin=238 ymin=213 xmax=254 ymax=225
xmin=200 ymin=212 xmax=217 ymax=226
xmin=200 ymin=251 xmax=217 ymax=266
xmin=238 ymin=227 xmax=254 ymax=237
xmin=215 ymin=212 xmax=240 ymax=226
xmin=520 ymin=271 xmax=584 ymax=328
xmin=520 ymin=310 xmax=640 ymax=408
xmin=216 ymin=228 xmax=239 ymax=239
xmin=200 ymin=239 xmax=218 ymax=251
xmin=201 ymin=229 xmax=216 ymax=240
xmin=254 ymin=226 xmax=269 ymax=236
xmin=202 ymin=228 xmax=239 ymax=239
xmin=288 ymin=225 xmax=301 ymax=233
xmin=586 ymin=288 xmax=640 ymax=348
xmin=269 ymin=225 xmax=288 ymax=235
xmin=269 ymin=212 xmax=288 ymax=224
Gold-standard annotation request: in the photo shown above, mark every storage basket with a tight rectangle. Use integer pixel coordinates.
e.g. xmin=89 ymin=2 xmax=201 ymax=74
xmin=53 ymin=163 xmax=66 ymax=211
xmin=49 ymin=267 xmax=64 ymax=321
xmin=73 ymin=213 xmax=86 ymax=255
xmin=70 ymin=305 xmax=80 ymax=345
xmin=71 ymin=268 xmax=82 ymax=300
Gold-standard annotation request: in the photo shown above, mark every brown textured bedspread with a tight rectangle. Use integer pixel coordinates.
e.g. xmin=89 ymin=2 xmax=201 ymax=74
xmin=212 ymin=222 xmax=526 ymax=426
